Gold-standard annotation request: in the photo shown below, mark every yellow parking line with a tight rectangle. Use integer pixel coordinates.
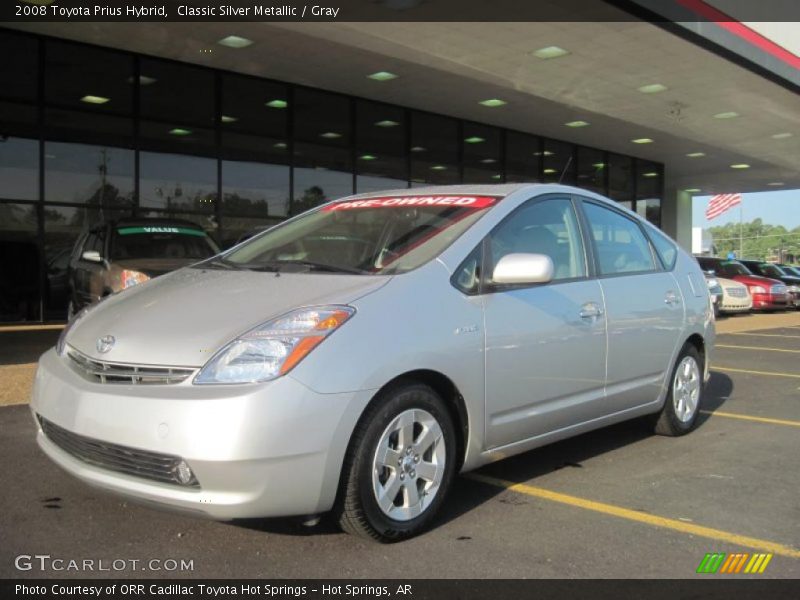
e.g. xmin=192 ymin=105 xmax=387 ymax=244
xmin=712 ymin=366 xmax=800 ymax=380
xmin=716 ymin=344 xmax=800 ymax=354
xmin=467 ymin=473 xmax=800 ymax=558
xmin=723 ymin=332 xmax=800 ymax=340
xmin=700 ymin=410 xmax=800 ymax=428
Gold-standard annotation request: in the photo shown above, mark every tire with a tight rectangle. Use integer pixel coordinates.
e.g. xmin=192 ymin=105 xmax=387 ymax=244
xmin=653 ymin=344 xmax=703 ymax=436
xmin=335 ymin=382 xmax=457 ymax=542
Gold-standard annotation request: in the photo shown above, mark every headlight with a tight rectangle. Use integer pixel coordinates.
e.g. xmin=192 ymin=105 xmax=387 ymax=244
xmin=787 ymin=285 xmax=800 ymax=293
xmin=750 ymin=285 xmax=766 ymax=294
xmin=121 ymin=269 xmax=150 ymax=289
xmin=194 ymin=305 xmax=355 ymax=385
xmin=706 ymin=278 xmax=719 ymax=289
xmin=56 ymin=306 xmax=91 ymax=356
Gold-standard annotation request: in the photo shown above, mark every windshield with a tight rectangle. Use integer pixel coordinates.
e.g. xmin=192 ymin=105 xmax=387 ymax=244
xmin=111 ymin=225 xmax=219 ymax=260
xmin=222 ymin=195 xmax=499 ymax=274
xmin=718 ymin=260 xmax=753 ymax=278
xmin=759 ymin=264 xmax=785 ymax=279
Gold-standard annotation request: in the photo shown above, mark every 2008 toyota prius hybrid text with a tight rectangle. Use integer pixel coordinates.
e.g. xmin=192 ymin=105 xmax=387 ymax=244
xmin=32 ymin=184 xmax=714 ymax=542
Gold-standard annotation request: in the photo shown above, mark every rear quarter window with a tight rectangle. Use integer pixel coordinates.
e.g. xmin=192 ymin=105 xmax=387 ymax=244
xmin=647 ymin=227 xmax=678 ymax=270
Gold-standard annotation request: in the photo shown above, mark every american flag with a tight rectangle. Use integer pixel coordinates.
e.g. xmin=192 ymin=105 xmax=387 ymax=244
xmin=705 ymin=193 xmax=742 ymax=220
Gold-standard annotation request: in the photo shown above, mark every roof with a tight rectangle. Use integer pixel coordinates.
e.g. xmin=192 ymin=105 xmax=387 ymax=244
xmin=340 ymin=183 xmax=548 ymax=202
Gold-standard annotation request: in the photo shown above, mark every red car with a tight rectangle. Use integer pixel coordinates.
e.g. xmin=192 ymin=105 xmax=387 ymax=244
xmin=696 ymin=257 xmax=788 ymax=311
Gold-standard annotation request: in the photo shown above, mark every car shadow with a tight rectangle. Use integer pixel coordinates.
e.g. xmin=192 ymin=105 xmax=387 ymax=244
xmin=232 ymin=371 xmax=735 ymax=539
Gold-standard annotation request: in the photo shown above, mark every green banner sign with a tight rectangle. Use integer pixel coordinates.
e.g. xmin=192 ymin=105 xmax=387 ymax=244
xmin=117 ymin=226 xmax=207 ymax=237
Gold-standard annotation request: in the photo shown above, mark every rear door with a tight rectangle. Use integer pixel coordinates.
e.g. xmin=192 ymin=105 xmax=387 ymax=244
xmin=579 ymin=198 xmax=684 ymax=411
xmin=483 ymin=195 xmax=607 ymax=448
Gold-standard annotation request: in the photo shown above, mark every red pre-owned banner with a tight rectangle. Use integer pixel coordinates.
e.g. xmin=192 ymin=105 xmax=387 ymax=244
xmin=323 ymin=195 xmax=499 ymax=211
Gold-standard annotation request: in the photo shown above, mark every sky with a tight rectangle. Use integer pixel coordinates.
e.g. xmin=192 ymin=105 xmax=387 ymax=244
xmin=691 ymin=189 xmax=800 ymax=230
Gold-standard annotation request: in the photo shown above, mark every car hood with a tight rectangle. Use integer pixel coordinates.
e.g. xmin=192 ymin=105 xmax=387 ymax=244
xmin=716 ymin=277 xmax=747 ymax=289
xmin=66 ymin=267 xmax=391 ymax=367
xmin=732 ymin=274 xmax=784 ymax=288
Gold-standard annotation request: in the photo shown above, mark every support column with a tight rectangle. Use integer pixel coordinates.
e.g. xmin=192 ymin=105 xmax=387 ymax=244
xmin=661 ymin=182 xmax=693 ymax=252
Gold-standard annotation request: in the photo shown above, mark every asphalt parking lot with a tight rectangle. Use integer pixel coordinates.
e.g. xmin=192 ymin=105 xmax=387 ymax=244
xmin=1 ymin=317 xmax=798 ymax=579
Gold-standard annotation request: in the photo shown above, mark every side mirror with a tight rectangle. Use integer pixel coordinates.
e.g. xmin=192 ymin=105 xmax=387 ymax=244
xmin=492 ymin=253 xmax=554 ymax=285
xmin=82 ymin=250 xmax=104 ymax=263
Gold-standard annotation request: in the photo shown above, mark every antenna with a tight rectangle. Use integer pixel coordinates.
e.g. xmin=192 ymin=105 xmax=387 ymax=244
xmin=558 ymin=155 xmax=573 ymax=184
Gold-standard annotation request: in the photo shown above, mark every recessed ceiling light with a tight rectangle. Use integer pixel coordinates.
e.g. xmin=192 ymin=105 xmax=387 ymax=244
xmin=637 ymin=83 xmax=668 ymax=94
xmin=464 ymin=136 xmax=485 ymax=144
xmin=410 ymin=146 xmax=426 ymax=152
xmin=631 ymin=138 xmax=654 ymax=144
xmin=478 ymin=98 xmax=506 ymax=107
xmin=367 ymin=71 xmax=398 ymax=81
xmin=730 ymin=163 xmax=750 ymax=169
xmin=533 ymin=46 xmax=570 ymax=60
xmin=534 ymin=150 xmax=555 ymax=157
xmin=481 ymin=158 xmax=497 ymax=164
xmin=592 ymin=162 xmax=605 ymax=168
xmin=127 ymin=75 xmax=157 ymax=86
xmin=771 ymin=132 xmax=793 ymax=139
xmin=430 ymin=165 xmax=447 ymax=171
xmin=375 ymin=120 xmax=399 ymax=127
xmin=543 ymin=168 xmax=558 ymax=174
xmin=359 ymin=154 xmax=377 ymax=161
xmin=80 ymin=95 xmax=110 ymax=105
xmin=220 ymin=115 xmax=238 ymax=123
xmin=684 ymin=188 xmax=701 ymax=193
xmin=169 ymin=128 xmax=192 ymax=136
xmin=565 ymin=120 xmax=589 ymax=128
xmin=686 ymin=152 xmax=706 ymax=158
xmin=642 ymin=171 xmax=659 ymax=178
xmin=713 ymin=111 xmax=739 ymax=119
xmin=491 ymin=174 xmax=502 ymax=180
xmin=217 ymin=35 xmax=253 ymax=49
xmin=273 ymin=142 xmax=287 ymax=149
xmin=767 ymin=182 xmax=784 ymax=186
xmin=265 ymin=99 xmax=287 ymax=109
xmin=320 ymin=132 xmax=342 ymax=139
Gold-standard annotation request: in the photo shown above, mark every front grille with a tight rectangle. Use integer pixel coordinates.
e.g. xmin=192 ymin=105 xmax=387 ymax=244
xmin=726 ymin=287 xmax=748 ymax=298
xmin=38 ymin=416 xmax=199 ymax=488
xmin=771 ymin=284 xmax=787 ymax=295
xmin=66 ymin=347 xmax=195 ymax=385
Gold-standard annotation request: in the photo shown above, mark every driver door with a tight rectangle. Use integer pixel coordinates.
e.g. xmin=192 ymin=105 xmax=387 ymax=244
xmin=483 ymin=196 xmax=607 ymax=449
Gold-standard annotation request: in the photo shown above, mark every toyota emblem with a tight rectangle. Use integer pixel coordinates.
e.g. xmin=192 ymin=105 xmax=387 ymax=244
xmin=96 ymin=335 xmax=115 ymax=353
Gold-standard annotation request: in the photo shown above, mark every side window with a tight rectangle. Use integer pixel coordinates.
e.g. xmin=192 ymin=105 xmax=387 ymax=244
xmin=647 ymin=227 xmax=678 ymax=270
xmin=488 ymin=197 xmax=586 ymax=282
xmin=582 ymin=202 xmax=656 ymax=275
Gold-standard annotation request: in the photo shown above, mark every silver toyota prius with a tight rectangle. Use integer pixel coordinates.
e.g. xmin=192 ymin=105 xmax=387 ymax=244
xmin=32 ymin=184 xmax=714 ymax=541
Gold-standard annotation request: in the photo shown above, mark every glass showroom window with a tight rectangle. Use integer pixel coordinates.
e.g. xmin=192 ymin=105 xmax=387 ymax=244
xmin=221 ymin=74 xmax=291 ymax=224
xmin=410 ymin=111 xmax=459 ymax=186
xmin=608 ymin=153 xmax=634 ymax=210
xmin=0 ymin=138 xmax=39 ymax=202
xmin=462 ymin=122 xmax=502 ymax=184
xmin=293 ymin=88 xmax=353 ymax=213
xmin=139 ymin=152 xmax=218 ymax=216
xmin=0 ymin=203 xmax=40 ymax=322
xmin=636 ymin=160 xmax=663 ymax=228
xmin=139 ymin=58 xmax=215 ymax=128
xmin=44 ymin=143 xmax=134 ymax=207
xmin=576 ymin=146 xmax=606 ymax=195
xmin=356 ymin=100 xmax=408 ymax=194
xmin=505 ymin=131 xmax=542 ymax=183
xmin=542 ymin=138 xmax=575 ymax=184
xmin=0 ymin=31 xmax=38 ymax=139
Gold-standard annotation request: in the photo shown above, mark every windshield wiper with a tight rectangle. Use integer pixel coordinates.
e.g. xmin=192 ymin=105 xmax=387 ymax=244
xmin=248 ymin=260 xmax=365 ymax=274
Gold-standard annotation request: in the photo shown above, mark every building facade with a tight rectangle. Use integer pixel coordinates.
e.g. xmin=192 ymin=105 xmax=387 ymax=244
xmin=0 ymin=28 xmax=663 ymax=323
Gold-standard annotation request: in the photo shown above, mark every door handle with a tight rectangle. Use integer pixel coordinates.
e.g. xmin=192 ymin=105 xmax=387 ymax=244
xmin=579 ymin=302 xmax=604 ymax=320
xmin=664 ymin=291 xmax=680 ymax=306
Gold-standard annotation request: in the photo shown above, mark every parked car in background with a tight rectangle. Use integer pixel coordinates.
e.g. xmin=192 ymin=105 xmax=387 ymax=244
xmin=35 ymin=184 xmax=714 ymax=542
xmin=777 ymin=264 xmax=800 ymax=278
xmin=716 ymin=277 xmax=752 ymax=315
xmin=67 ymin=218 xmax=220 ymax=317
xmin=739 ymin=260 xmax=800 ymax=309
xmin=702 ymin=272 xmax=723 ymax=318
xmin=696 ymin=256 xmax=788 ymax=311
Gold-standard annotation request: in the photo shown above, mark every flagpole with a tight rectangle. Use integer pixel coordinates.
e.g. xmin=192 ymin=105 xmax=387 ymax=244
xmin=739 ymin=198 xmax=743 ymax=258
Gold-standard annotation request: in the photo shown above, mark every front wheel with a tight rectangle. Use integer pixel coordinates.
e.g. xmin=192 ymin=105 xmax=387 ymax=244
xmin=653 ymin=344 xmax=703 ymax=436
xmin=335 ymin=382 xmax=456 ymax=542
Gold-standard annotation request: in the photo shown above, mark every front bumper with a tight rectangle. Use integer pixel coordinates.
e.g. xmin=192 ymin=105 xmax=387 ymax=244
xmin=31 ymin=349 xmax=375 ymax=520
xmin=750 ymin=292 xmax=788 ymax=310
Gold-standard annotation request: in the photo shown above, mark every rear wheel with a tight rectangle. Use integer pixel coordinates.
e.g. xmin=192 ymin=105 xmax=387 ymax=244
xmin=335 ymin=382 xmax=456 ymax=542
xmin=653 ymin=344 xmax=703 ymax=436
